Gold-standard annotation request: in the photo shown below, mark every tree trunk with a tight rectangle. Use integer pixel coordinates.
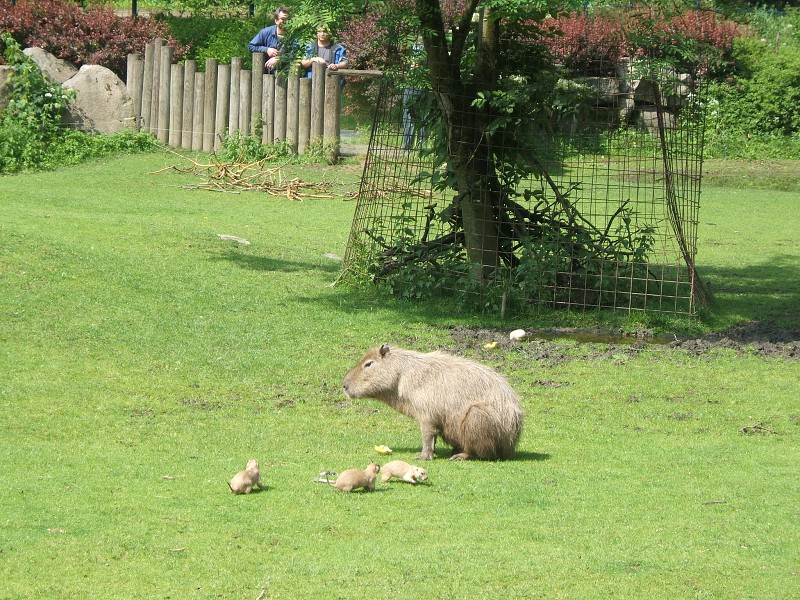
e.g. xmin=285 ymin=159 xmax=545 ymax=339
xmin=452 ymin=112 xmax=499 ymax=274
xmin=417 ymin=0 xmax=500 ymax=276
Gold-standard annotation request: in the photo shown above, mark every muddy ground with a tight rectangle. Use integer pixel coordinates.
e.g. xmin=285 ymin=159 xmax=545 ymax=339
xmin=446 ymin=320 xmax=800 ymax=360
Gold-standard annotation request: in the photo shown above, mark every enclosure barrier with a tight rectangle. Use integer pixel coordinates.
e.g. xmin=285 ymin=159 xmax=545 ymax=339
xmin=343 ymin=57 xmax=709 ymax=317
xmin=125 ymin=39 xmax=381 ymax=158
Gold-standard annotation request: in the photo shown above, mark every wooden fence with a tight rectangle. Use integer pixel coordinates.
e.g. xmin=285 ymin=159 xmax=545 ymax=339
xmin=125 ymin=39 xmax=380 ymax=158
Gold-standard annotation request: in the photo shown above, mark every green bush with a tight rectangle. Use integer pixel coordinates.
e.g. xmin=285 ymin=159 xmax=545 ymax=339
xmin=0 ymin=0 xmax=188 ymax=79
xmin=0 ymin=34 xmax=159 ymax=173
xmin=215 ymin=131 xmax=337 ymax=165
xmin=50 ymin=129 xmax=161 ymax=166
xmin=216 ymin=131 xmax=294 ymax=162
xmin=737 ymin=5 xmax=800 ymax=49
xmin=195 ymin=21 xmax=255 ymax=68
xmin=704 ymin=36 xmax=800 ymax=158
xmin=157 ymin=14 xmax=255 ymax=68
xmin=0 ymin=34 xmax=74 ymax=173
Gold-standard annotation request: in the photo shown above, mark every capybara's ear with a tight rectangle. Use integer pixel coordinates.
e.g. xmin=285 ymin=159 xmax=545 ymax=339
xmin=379 ymin=344 xmax=391 ymax=357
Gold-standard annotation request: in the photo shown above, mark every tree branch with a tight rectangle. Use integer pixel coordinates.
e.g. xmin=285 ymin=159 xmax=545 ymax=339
xmin=451 ymin=0 xmax=481 ymax=61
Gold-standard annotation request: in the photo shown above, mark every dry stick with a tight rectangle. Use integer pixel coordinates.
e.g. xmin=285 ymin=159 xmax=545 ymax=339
xmin=740 ymin=423 xmax=776 ymax=435
xmin=420 ymin=204 xmax=437 ymax=243
xmin=150 ymin=149 xmax=332 ymax=199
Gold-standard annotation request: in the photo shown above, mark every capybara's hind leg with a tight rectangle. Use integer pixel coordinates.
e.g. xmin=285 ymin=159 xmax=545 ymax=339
xmin=449 ymin=446 xmax=471 ymax=461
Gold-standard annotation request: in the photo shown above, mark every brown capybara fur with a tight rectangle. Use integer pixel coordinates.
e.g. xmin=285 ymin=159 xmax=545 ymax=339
xmin=333 ymin=463 xmax=380 ymax=493
xmin=342 ymin=344 xmax=523 ymax=461
xmin=228 ymin=458 xmax=264 ymax=494
xmin=380 ymin=460 xmax=428 ymax=484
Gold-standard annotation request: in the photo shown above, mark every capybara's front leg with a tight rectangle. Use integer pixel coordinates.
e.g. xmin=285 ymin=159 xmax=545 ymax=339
xmin=418 ymin=423 xmax=437 ymax=460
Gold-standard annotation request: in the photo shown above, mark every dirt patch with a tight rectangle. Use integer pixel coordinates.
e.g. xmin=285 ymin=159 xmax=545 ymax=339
xmin=444 ymin=321 xmax=800 ymax=360
xmin=446 ymin=325 xmax=572 ymax=365
xmin=669 ymin=320 xmax=800 ymax=358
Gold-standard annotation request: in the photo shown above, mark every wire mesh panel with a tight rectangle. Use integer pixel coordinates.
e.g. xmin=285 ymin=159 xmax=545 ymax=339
xmin=343 ymin=38 xmax=708 ymax=316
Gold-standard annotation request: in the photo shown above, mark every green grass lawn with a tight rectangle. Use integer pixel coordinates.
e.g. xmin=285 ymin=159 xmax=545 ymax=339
xmin=696 ymin=161 xmax=800 ymax=329
xmin=1 ymin=153 xmax=798 ymax=599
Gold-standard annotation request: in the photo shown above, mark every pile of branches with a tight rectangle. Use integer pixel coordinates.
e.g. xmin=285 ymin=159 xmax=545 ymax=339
xmin=151 ymin=151 xmax=335 ymax=201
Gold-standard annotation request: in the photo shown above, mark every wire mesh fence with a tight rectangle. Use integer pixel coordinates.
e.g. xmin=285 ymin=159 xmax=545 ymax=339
xmin=342 ymin=35 xmax=709 ymax=317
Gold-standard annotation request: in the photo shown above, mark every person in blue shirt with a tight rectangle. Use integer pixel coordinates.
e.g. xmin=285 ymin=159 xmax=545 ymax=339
xmin=300 ymin=25 xmax=348 ymax=78
xmin=248 ymin=7 xmax=291 ymax=74
xmin=403 ymin=42 xmax=428 ymax=151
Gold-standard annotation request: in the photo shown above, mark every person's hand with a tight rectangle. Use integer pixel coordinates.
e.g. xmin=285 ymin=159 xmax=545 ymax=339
xmin=266 ymin=56 xmax=279 ymax=69
xmin=312 ymin=56 xmax=326 ymax=64
xmin=328 ymin=63 xmax=338 ymax=71
xmin=266 ymin=47 xmax=279 ymax=58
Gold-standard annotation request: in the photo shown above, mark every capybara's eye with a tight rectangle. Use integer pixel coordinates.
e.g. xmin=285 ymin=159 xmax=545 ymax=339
xmin=364 ymin=360 xmax=374 ymax=368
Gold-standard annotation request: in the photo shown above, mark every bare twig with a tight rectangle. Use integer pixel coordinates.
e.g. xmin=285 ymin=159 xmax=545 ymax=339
xmin=148 ymin=150 xmax=334 ymax=201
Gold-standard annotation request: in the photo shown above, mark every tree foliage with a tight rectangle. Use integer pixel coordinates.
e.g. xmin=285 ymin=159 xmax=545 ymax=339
xmin=339 ymin=1 xmax=727 ymax=306
xmin=0 ymin=0 xmax=189 ymax=78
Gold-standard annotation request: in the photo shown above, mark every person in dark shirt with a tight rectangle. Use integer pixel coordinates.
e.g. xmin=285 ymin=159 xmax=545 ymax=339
xmin=248 ymin=7 xmax=290 ymax=74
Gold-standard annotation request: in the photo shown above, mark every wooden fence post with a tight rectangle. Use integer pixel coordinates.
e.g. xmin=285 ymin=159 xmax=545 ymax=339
xmin=274 ymin=75 xmax=288 ymax=142
xmin=229 ymin=57 xmax=242 ymax=136
xmin=239 ymin=69 xmax=252 ymax=136
xmin=310 ymin=62 xmax=325 ymax=143
xmin=141 ymin=43 xmax=155 ymax=131
xmin=203 ymin=59 xmax=218 ymax=153
xmin=127 ymin=53 xmax=144 ymax=131
xmin=286 ymin=75 xmax=300 ymax=152
xmin=181 ymin=60 xmax=197 ymax=149
xmin=324 ymin=72 xmax=342 ymax=161
xmin=150 ymin=38 xmax=164 ymax=135
xmin=215 ymin=64 xmax=231 ymax=151
xmin=251 ymin=53 xmax=265 ymax=136
xmin=169 ymin=63 xmax=183 ymax=147
xmin=298 ymin=77 xmax=311 ymax=154
xmin=192 ymin=72 xmax=204 ymax=151
xmin=157 ymin=45 xmax=173 ymax=144
xmin=262 ymin=74 xmax=274 ymax=144
xmin=126 ymin=53 xmax=137 ymax=93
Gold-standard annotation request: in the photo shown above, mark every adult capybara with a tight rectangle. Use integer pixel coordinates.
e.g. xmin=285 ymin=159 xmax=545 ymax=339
xmin=342 ymin=344 xmax=523 ymax=460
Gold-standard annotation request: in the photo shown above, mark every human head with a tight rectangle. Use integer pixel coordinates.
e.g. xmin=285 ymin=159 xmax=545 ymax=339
xmin=273 ymin=7 xmax=289 ymax=29
xmin=316 ymin=25 xmax=332 ymax=44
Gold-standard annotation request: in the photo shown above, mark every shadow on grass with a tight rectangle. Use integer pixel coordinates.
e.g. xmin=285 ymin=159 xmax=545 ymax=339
xmin=385 ymin=447 xmax=551 ymax=462
xmin=699 ymin=253 xmax=800 ymax=329
xmin=230 ymin=485 xmax=271 ymax=495
xmin=513 ymin=451 xmax=552 ymax=462
xmin=213 ymin=243 xmax=799 ymax=338
xmin=212 ymin=250 xmax=341 ymax=274
xmin=294 ymin=254 xmax=800 ymax=338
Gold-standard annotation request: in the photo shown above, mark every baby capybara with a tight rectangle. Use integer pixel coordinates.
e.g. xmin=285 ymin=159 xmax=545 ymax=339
xmin=228 ymin=458 xmax=264 ymax=494
xmin=332 ymin=462 xmax=381 ymax=493
xmin=380 ymin=460 xmax=428 ymax=484
xmin=342 ymin=344 xmax=523 ymax=460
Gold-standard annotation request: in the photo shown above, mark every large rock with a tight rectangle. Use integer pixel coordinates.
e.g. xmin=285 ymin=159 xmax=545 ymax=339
xmin=637 ymin=106 xmax=676 ymax=133
xmin=22 ymin=47 xmax=78 ymax=84
xmin=0 ymin=65 xmax=12 ymax=115
xmin=62 ymin=65 xmax=135 ymax=134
